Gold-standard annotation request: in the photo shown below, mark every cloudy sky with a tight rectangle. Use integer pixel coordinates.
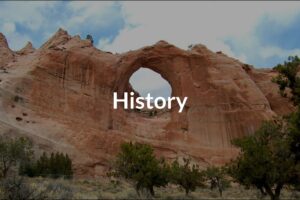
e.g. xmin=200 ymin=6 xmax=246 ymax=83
xmin=1 ymin=1 xmax=300 ymax=97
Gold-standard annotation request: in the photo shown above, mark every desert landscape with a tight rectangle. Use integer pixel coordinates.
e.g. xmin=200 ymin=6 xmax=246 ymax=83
xmin=0 ymin=28 xmax=295 ymax=177
xmin=0 ymin=1 xmax=300 ymax=200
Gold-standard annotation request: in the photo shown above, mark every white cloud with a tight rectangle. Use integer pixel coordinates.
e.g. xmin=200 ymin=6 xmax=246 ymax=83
xmin=102 ymin=1 xmax=300 ymax=63
xmin=260 ymin=46 xmax=300 ymax=59
xmin=99 ymin=1 xmax=300 ymax=93
xmin=64 ymin=1 xmax=122 ymax=35
xmin=0 ymin=1 xmax=122 ymax=50
xmin=0 ymin=2 xmax=57 ymax=31
xmin=0 ymin=1 xmax=299 ymax=94
xmin=0 ymin=2 xmax=58 ymax=50
xmin=1 ymin=1 xmax=299 ymax=58
xmin=129 ymin=68 xmax=171 ymax=98
xmin=66 ymin=2 xmax=116 ymax=28
xmin=97 ymin=37 xmax=111 ymax=50
xmin=0 ymin=21 xmax=32 ymax=51
xmin=5 ymin=32 xmax=32 ymax=51
xmin=2 ymin=22 xmax=16 ymax=35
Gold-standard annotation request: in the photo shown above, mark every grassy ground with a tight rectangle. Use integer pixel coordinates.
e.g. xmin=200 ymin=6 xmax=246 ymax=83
xmin=23 ymin=177 xmax=300 ymax=199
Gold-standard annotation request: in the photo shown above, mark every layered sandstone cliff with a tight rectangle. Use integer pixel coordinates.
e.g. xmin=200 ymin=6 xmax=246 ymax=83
xmin=0 ymin=29 xmax=294 ymax=177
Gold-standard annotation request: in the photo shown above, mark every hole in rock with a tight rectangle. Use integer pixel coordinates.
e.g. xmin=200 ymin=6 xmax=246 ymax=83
xmin=129 ymin=67 xmax=172 ymax=118
xmin=16 ymin=117 xmax=22 ymax=121
xmin=129 ymin=68 xmax=171 ymax=99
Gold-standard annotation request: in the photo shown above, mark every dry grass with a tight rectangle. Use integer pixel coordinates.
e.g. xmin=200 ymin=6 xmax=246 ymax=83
xmin=22 ymin=177 xmax=300 ymax=200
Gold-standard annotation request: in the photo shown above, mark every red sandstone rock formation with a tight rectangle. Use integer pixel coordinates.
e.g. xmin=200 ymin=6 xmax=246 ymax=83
xmin=17 ymin=42 xmax=35 ymax=55
xmin=0 ymin=29 xmax=295 ymax=177
xmin=0 ymin=33 xmax=14 ymax=67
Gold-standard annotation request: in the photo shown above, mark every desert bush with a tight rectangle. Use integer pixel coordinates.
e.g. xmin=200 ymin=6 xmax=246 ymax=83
xmin=169 ymin=158 xmax=204 ymax=196
xmin=272 ymin=55 xmax=300 ymax=104
xmin=227 ymin=120 xmax=300 ymax=200
xmin=202 ymin=166 xmax=230 ymax=197
xmin=272 ymin=56 xmax=300 ymax=194
xmin=287 ymin=108 xmax=300 ymax=165
xmin=0 ymin=136 xmax=33 ymax=178
xmin=112 ymin=142 xmax=169 ymax=197
xmin=0 ymin=176 xmax=48 ymax=200
xmin=45 ymin=180 xmax=73 ymax=199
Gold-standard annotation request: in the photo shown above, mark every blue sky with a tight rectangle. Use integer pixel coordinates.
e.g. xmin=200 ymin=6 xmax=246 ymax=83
xmin=0 ymin=2 xmax=125 ymax=51
xmin=1 ymin=1 xmax=300 ymax=96
xmin=1 ymin=1 xmax=300 ymax=68
xmin=130 ymin=68 xmax=172 ymax=98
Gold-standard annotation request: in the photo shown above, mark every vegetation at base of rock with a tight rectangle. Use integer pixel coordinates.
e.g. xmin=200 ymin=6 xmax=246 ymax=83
xmin=227 ymin=120 xmax=300 ymax=200
xmin=111 ymin=134 xmax=298 ymax=200
xmin=0 ymin=176 xmax=48 ymax=200
xmin=272 ymin=55 xmax=300 ymax=104
xmin=0 ymin=176 xmax=75 ymax=200
xmin=0 ymin=136 xmax=33 ymax=178
xmin=271 ymin=55 xmax=300 ymax=196
xmin=0 ymin=133 xmax=73 ymax=180
xmin=111 ymin=142 xmax=228 ymax=197
xmin=0 ymin=177 xmax=297 ymax=199
xmin=169 ymin=158 xmax=204 ymax=195
xmin=19 ymin=152 xmax=73 ymax=179
xmin=220 ymin=56 xmax=300 ymax=200
xmin=287 ymin=107 xmax=300 ymax=164
xmin=202 ymin=166 xmax=230 ymax=197
xmin=111 ymin=142 xmax=169 ymax=197
xmin=0 ymin=136 xmax=74 ymax=199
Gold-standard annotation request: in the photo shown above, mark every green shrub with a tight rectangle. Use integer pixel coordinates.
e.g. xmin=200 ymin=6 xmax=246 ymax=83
xmin=0 ymin=136 xmax=33 ymax=178
xmin=202 ymin=166 xmax=230 ymax=197
xmin=0 ymin=176 xmax=49 ymax=200
xmin=112 ymin=142 xmax=169 ymax=197
xmin=169 ymin=158 xmax=204 ymax=196
xmin=227 ymin=120 xmax=299 ymax=200
xmin=19 ymin=152 xmax=73 ymax=179
xmin=273 ymin=55 xmax=300 ymax=104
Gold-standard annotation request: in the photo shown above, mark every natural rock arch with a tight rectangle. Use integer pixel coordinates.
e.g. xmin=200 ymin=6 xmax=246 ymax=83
xmin=112 ymin=57 xmax=188 ymax=131
xmin=114 ymin=55 xmax=182 ymax=100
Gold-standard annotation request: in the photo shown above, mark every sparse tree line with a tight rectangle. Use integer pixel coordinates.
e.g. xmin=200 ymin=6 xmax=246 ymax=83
xmin=110 ymin=141 xmax=230 ymax=198
xmin=111 ymin=117 xmax=300 ymax=200
xmin=19 ymin=151 xmax=73 ymax=179
xmin=0 ymin=136 xmax=74 ymax=199
xmin=0 ymin=136 xmax=73 ymax=179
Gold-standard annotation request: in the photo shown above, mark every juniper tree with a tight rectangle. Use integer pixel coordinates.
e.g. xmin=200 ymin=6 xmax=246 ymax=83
xmin=272 ymin=56 xmax=300 ymax=104
xmin=202 ymin=166 xmax=230 ymax=197
xmin=227 ymin=120 xmax=299 ymax=200
xmin=0 ymin=136 xmax=33 ymax=178
xmin=170 ymin=158 xmax=204 ymax=196
xmin=113 ymin=142 xmax=169 ymax=197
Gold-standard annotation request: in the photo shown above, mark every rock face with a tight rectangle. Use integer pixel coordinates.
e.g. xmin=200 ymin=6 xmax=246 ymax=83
xmin=17 ymin=42 xmax=35 ymax=55
xmin=0 ymin=29 xmax=295 ymax=177
xmin=0 ymin=33 xmax=14 ymax=67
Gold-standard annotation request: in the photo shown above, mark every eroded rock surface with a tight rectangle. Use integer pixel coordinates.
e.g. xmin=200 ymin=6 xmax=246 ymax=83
xmin=0 ymin=33 xmax=14 ymax=67
xmin=0 ymin=29 xmax=294 ymax=177
xmin=17 ymin=42 xmax=35 ymax=55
